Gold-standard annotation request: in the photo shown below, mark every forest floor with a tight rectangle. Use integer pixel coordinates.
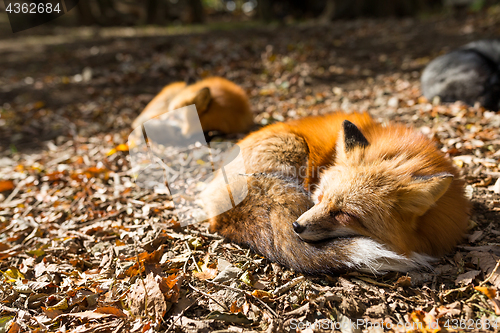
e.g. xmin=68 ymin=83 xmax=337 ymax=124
xmin=1 ymin=10 xmax=500 ymax=333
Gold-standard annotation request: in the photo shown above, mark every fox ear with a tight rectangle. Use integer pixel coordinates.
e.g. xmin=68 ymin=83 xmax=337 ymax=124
xmin=342 ymin=120 xmax=369 ymax=152
xmin=336 ymin=120 xmax=369 ymax=160
xmin=401 ymin=173 xmax=454 ymax=216
xmin=193 ymin=87 xmax=212 ymax=115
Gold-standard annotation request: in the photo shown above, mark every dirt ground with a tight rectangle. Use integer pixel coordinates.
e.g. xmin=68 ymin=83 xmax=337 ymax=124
xmin=1 ymin=10 xmax=500 ymax=333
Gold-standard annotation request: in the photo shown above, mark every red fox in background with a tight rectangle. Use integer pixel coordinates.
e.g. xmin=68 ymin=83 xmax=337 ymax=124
xmin=200 ymin=112 xmax=470 ymax=274
xmin=132 ymin=77 xmax=254 ymax=135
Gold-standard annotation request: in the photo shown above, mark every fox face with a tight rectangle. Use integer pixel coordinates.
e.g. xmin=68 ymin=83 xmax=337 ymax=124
xmin=293 ymin=120 xmax=454 ymax=253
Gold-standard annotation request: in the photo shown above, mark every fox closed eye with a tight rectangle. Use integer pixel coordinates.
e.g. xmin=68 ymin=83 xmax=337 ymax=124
xmin=334 ymin=211 xmax=356 ymax=226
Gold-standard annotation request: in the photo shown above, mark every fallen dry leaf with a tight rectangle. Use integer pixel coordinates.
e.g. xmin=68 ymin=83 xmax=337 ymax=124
xmin=205 ymin=311 xmax=252 ymax=324
xmin=455 ymin=270 xmax=481 ymax=285
xmin=0 ymin=180 xmax=14 ymax=193
xmin=251 ymin=290 xmax=273 ymax=301
xmin=229 ymin=300 xmax=244 ymax=313
xmin=469 ymin=251 xmax=500 ymax=288
xmin=474 ymin=286 xmax=497 ymax=299
xmin=409 ymin=310 xmax=441 ymax=333
xmin=94 ymin=307 xmax=127 ymax=318
xmin=128 ymin=273 xmax=168 ymax=323
xmin=395 ymin=276 xmax=412 ymax=288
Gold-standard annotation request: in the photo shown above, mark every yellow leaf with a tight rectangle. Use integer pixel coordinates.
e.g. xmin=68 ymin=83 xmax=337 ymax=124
xmin=240 ymin=271 xmax=253 ymax=286
xmin=107 ymin=143 xmax=129 ymax=156
xmin=34 ymin=101 xmax=45 ymax=109
xmin=188 ymin=237 xmax=203 ymax=250
xmin=475 ymin=286 xmax=497 ymax=299
xmin=26 ymin=249 xmax=45 ymax=258
xmin=116 ymin=143 xmax=129 ymax=152
xmin=251 ymin=290 xmax=273 ymax=300
xmin=46 ymin=298 xmax=68 ymax=311
xmin=2 ymin=268 xmax=25 ymax=282
xmin=106 ymin=148 xmax=117 ymax=156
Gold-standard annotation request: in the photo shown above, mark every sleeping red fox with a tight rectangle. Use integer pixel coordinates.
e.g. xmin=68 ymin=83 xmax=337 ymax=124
xmin=200 ymin=112 xmax=470 ymax=274
xmin=132 ymin=77 xmax=254 ymax=135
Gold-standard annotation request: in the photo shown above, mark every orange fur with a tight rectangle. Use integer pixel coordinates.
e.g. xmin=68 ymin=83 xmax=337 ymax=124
xmin=132 ymin=77 xmax=254 ymax=134
xmin=200 ymin=112 xmax=470 ymax=274
xmin=235 ymin=112 xmax=374 ymax=188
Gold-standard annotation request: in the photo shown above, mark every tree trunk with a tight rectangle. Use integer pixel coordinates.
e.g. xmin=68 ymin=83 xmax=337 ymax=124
xmin=258 ymin=0 xmax=274 ymax=21
xmin=188 ymin=0 xmax=204 ymax=23
xmin=77 ymin=1 xmax=96 ymax=25
xmin=318 ymin=0 xmax=335 ymax=23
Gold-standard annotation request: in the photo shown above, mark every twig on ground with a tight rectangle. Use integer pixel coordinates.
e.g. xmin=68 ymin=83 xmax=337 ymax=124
xmin=186 ymin=229 xmax=224 ymax=240
xmin=272 ymin=276 xmax=305 ymax=296
xmin=2 ymin=179 xmax=26 ymax=205
xmin=356 ymin=276 xmax=394 ymax=289
xmin=207 ymin=280 xmax=278 ymax=318
xmin=165 ymin=296 xmax=201 ymax=333
xmin=68 ymin=208 xmax=127 ymax=228
xmin=188 ymin=283 xmax=229 ymax=311
xmin=480 ymin=259 xmax=500 ymax=286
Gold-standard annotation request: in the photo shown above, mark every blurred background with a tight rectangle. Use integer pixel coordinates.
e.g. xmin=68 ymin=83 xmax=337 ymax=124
xmin=0 ymin=0 xmax=500 ymax=151
xmin=2 ymin=0 xmax=500 ymax=27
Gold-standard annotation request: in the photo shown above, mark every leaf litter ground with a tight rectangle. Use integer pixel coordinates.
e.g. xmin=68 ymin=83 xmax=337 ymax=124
xmin=1 ymin=11 xmax=500 ymax=333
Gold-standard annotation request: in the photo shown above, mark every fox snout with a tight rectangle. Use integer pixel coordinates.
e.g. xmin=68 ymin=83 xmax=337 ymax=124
xmin=292 ymin=221 xmax=306 ymax=234
xmin=293 ymin=206 xmax=326 ymax=241
xmin=293 ymin=204 xmax=360 ymax=242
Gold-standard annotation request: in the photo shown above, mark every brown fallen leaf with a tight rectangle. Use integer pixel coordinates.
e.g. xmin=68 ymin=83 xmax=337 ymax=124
xmin=94 ymin=306 xmax=127 ymax=318
xmin=193 ymin=253 xmax=218 ymax=280
xmin=7 ymin=321 xmax=21 ymax=333
xmin=468 ymin=230 xmax=484 ymax=243
xmin=409 ymin=310 xmax=441 ymax=333
xmin=159 ymin=273 xmax=183 ymax=304
xmin=455 ymin=270 xmax=481 ymax=285
xmin=62 ymin=311 xmax=112 ymax=320
xmin=123 ymin=247 xmax=164 ymax=277
xmin=436 ymin=301 xmax=462 ymax=317
xmin=229 ymin=300 xmax=244 ymax=313
xmin=488 ymin=298 xmax=500 ymax=315
xmin=395 ymin=276 xmax=412 ymax=288
xmin=128 ymin=272 xmax=167 ymax=324
xmin=193 ymin=267 xmax=218 ymax=280
xmin=41 ymin=307 xmax=64 ymax=320
xmin=205 ymin=311 xmax=252 ymax=324
xmin=468 ymin=251 xmax=500 ymax=288
xmin=473 ymin=176 xmax=492 ymax=187
xmin=0 ymin=180 xmax=14 ymax=193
